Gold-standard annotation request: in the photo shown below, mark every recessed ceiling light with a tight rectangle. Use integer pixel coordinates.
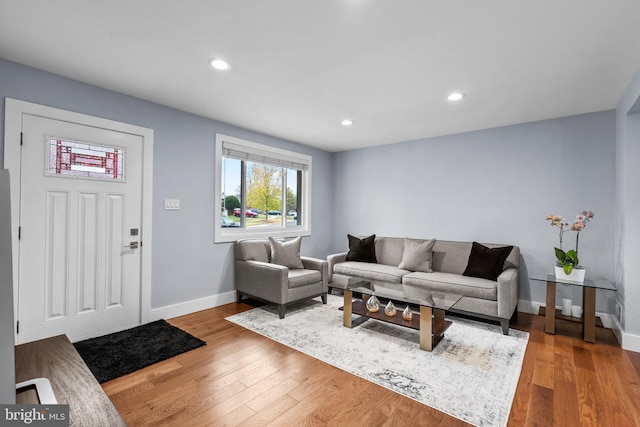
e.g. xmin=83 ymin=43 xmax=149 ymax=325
xmin=448 ymin=92 xmax=465 ymax=101
xmin=341 ymin=119 xmax=353 ymax=126
xmin=210 ymin=58 xmax=231 ymax=70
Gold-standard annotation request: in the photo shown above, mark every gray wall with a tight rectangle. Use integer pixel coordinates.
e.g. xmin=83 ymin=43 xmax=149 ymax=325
xmin=332 ymin=111 xmax=617 ymax=313
xmin=616 ymin=66 xmax=640 ymax=339
xmin=0 ymin=58 xmax=334 ymax=309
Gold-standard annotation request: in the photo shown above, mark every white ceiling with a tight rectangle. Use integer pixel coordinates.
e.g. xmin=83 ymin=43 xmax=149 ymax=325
xmin=1 ymin=1 xmax=640 ymax=152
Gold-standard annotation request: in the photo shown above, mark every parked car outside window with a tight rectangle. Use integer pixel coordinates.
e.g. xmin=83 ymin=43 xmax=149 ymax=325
xmin=221 ymin=217 xmax=240 ymax=227
xmin=288 ymin=210 xmax=297 ymax=219
xmin=234 ymin=208 xmax=258 ymax=218
xmin=267 ymin=210 xmax=281 ymax=216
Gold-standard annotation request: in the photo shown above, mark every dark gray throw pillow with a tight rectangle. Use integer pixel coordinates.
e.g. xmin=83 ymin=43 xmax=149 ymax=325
xmin=346 ymin=234 xmax=377 ymax=263
xmin=463 ymin=242 xmax=513 ymax=281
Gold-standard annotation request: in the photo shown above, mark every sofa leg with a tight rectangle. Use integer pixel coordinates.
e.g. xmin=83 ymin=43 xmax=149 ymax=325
xmin=236 ymin=290 xmax=242 ymax=303
xmin=500 ymin=319 xmax=510 ymax=335
xmin=328 ymin=286 xmax=333 ymax=295
xmin=278 ymin=304 xmax=286 ymax=319
xmin=321 ymin=292 xmax=327 ymax=304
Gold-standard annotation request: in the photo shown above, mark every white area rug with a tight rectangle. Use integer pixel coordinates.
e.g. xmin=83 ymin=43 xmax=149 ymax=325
xmin=226 ymin=294 xmax=529 ymax=427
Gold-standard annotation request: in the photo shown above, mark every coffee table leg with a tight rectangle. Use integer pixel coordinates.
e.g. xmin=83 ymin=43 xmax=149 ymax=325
xmin=545 ymin=280 xmax=556 ymax=334
xmin=343 ymin=290 xmax=353 ymax=328
xmin=433 ymin=307 xmax=445 ymax=331
xmin=419 ymin=305 xmax=433 ymax=351
xmin=583 ymin=286 xmax=596 ymax=343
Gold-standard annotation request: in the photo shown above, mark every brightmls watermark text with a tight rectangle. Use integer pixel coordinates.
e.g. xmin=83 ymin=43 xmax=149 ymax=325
xmin=0 ymin=405 xmax=69 ymax=426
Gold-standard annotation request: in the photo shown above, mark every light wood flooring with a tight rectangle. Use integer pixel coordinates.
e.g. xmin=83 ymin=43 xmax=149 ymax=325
xmin=102 ymin=300 xmax=640 ymax=426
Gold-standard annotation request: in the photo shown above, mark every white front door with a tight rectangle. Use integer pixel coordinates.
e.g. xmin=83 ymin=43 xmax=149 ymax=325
xmin=16 ymin=114 xmax=143 ymax=344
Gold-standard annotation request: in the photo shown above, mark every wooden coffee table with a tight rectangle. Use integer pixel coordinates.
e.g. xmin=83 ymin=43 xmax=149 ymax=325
xmin=342 ymin=284 xmax=462 ymax=351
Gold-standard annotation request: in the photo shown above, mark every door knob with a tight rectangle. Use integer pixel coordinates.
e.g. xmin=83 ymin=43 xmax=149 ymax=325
xmin=125 ymin=242 xmax=139 ymax=249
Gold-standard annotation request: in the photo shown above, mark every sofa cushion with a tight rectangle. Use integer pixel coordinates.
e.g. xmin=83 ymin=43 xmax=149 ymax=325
xmin=269 ymin=236 xmax=304 ymax=269
xmin=463 ymin=242 xmax=514 ymax=281
xmin=403 ymin=271 xmax=497 ymax=301
xmin=334 ymin=261 xmax=409 ymax=284
xmin=346 ymin=234 xmax=377 ymax=263
xmin=398 ymin=238 xmax=436 ymax=272
xmin=288 ymin=269 xmax=322 ymax=288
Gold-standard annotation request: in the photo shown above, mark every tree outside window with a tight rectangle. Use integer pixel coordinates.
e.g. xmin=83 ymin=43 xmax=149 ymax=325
xmin=246 ymin=163 xmax=282 ymax=219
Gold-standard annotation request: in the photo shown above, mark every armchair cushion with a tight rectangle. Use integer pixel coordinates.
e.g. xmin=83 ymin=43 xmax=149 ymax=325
xmin=288 ymin=269 xmax=322 ymax=288
xmin=269 ymin=236 xmax=304 ymax=269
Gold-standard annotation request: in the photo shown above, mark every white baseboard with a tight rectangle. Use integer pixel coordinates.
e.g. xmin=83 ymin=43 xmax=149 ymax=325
xmin=611 ymin=307 xmax=640 ymax=352
xmin=149 ymin=291 xmax=236 ymax=321
xmin=517 ymin=299 xmax=539 ymax=316
xmin=621 ymin=330 xmax=640 ymax=352
xmin=517 ymin=300 xmax=615 ymax=329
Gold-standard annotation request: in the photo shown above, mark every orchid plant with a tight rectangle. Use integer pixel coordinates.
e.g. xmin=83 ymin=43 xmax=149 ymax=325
xmin=546 ymin=211 xmax=594 ymax=274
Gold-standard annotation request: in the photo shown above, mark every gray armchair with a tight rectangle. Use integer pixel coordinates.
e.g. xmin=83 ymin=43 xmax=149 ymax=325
xmin=234 ymin=238 xmax=328 ymax=318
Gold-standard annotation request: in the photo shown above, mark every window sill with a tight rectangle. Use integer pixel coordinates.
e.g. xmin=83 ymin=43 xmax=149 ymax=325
xmin=215 ymin=226 xmax=311 ymax=243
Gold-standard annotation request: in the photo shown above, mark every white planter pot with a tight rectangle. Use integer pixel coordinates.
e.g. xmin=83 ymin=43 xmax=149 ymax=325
xmin=554 ymin=266 xmax=585 ymax=282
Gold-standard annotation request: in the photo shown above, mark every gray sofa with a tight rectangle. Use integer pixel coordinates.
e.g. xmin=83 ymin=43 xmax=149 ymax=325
xmin=327 ymin=237 xmax=520 ymax=334
xmin=234 ymin=238 xmax=328 ymax=318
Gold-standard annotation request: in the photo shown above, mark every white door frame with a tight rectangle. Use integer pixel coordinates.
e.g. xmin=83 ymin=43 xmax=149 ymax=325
xmin=3 ymin=98 xmax=154 ymax=336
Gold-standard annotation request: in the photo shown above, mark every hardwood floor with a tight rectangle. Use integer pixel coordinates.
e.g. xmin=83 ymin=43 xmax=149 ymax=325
xmin=103 ymin=301 xmax=640 ymax=426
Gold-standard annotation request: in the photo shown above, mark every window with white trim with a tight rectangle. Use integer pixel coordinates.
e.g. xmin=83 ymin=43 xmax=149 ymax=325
xmin=215 ymin=134 xmax=311 ymax=243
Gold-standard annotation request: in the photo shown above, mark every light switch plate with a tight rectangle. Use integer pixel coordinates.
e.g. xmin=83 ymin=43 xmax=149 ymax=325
xmin=164 ymin=199 xmax=180 ymax=210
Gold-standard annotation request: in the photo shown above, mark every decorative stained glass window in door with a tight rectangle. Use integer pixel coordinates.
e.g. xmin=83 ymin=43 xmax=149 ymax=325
xmin=47 ymin=137 xmax=125 ymax=181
